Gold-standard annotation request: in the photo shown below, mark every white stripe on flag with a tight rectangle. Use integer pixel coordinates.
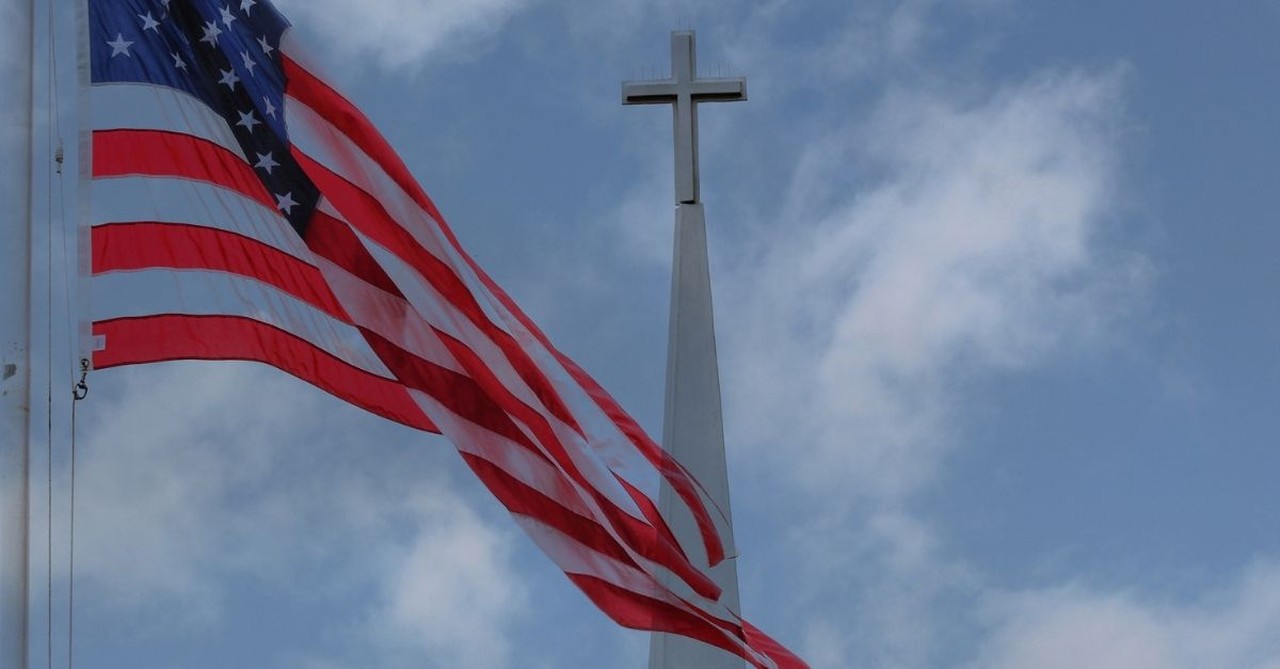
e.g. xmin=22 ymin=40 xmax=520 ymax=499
xmin=93 ymin=268 xmax=395 ymax=381
xmin=513 ymin=514 xmax=774 ymax=668
xmin=284 ymin=91 xmax=512 ymax=333
xmin=410 ymin=390 xmax=598 ymax=519
xmin=351 ymin=223 xmax=650 ymax=523
xmin=92 ymin=82 xmax=246 ymax=161
xmin=337 ymin=213 xmax=567 ymax=428
xmin=92 ymin=176 xmax=309 ymax=260
xmin=312 ymin=255 xmax=468 ymax=378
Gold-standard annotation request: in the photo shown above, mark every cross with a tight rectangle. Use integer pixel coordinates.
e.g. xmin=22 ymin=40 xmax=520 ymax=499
xmin=622 ymin=31 xmax=747 ymax=205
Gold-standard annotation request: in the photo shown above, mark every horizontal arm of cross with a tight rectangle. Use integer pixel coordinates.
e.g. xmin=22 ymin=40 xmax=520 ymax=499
xmin=621 ymin=77 xmax=748 ymax=105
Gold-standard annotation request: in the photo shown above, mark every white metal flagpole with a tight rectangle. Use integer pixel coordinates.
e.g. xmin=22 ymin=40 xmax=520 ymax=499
xmin=0 ymin=0 xmax=35 ymax=666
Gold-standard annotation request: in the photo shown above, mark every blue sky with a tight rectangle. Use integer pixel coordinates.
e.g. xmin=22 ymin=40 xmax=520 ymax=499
xmin=23 ymin=0 xmax=1280 ymax=667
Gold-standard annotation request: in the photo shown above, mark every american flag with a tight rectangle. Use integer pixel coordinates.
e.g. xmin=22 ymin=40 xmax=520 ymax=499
xmin=87 ymin=1 xmax=805 ymax=666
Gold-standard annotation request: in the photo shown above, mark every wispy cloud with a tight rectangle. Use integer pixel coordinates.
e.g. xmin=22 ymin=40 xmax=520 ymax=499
xmin=970 ymin=563 xmax=1280 ymax=669
xmin=77 ymin=364 xmax=326 ymax=616
xmin=275 ymin=0 xmax=536 ymax=71
xmin=725 ymin=66 xmax=1142 ymax=502
xmin=713 ymin=20 xmax=1146 ymax=669
xmin=76 ymin=363 xmax=529 ymax=663
xmin=372 ymin=491 xmax=528 ymax=669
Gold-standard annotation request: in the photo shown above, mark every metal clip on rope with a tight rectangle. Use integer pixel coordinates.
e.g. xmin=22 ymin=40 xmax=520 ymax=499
xmin=72 ymin=358 xmax=89 ymax=401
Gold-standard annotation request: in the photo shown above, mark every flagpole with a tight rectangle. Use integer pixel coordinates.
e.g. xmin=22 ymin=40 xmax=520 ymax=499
xmin=0 ymin=0 xmax=35 ymax=665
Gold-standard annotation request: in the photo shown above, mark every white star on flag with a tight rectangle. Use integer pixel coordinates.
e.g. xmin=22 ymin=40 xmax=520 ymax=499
xmin=274 ymin=191 xmax=298 ymax=214
xmin=106 ymin=33 xmax=133 ymax=58
xmin=200 ymin=21 xmax=222 ymax=46
xmin=219 ymin=5 xmax=237 ymax=27
xmin=236 ymin=109 xmax=260 ymax=132
xmin=139 ymin=12 xmax=160 ymax=32
xmin=240 ymin=0 xmax=255 ymax=16
xmin=241 ymin=51 xmax=257 ymax=75
xmin=171 ymin=52 xmax=187 ymax=70
xmin=218 ymin=68 xmax=240 ymax=90
xmin=262 ymin=96 xmax=277 ymax=119
xmin=254 ymin=151 xmax=279 ymax=174
xmin=257 ymin=34 xmax=273 ymax=55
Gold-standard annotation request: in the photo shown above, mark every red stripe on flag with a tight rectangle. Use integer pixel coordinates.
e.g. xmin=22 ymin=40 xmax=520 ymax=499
xmin=93 ymin=314 xmax=437 ymax=432
xmin=93 ymin=129 xmax=274 ymax=210
xmin=742 ymin=619 xmax=810 ymax=669
xmin=357 ymin=326 xmax=541 ymax=455
xmin=481 ymin=276 xmax=728 ymax=566
xmin=436 ymin=329 xmax=721 ymax=601
xmin=461 ymin=453 xmax=638 ymax=568
xmin=614 ymin=473 xmax=686 ymax=562
xmin=304 ymin=210 xmax=405 ymax=299
xmin=359 ymin=318 xmax=717 ymax=601
xmin=539 ymin=326 xmax=727 ymax=566
xmin=571 ymin=574 xmax=806 ymax=669
xmin=293 ymin=152 xmax=584 ymax=436
xmin=283 ymin=55 xmax=446 ymax=224
xmin=92 ymin=222 xmax=349 ymax=322
xmin=566 ymin=574 xmax=761 ymax=667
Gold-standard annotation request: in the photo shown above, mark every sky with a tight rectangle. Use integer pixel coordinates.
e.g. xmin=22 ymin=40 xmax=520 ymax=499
xmin=16 ymin=0 xmax=1280 ymax=667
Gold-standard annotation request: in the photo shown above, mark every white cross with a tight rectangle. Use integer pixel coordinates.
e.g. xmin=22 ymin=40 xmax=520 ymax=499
xmin=622 ymin=31 xmax=746 ymax=204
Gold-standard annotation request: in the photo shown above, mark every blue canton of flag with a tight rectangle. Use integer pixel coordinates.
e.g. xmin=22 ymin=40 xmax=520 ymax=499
xmin=90 ymin=0 xmax=317 ymax=232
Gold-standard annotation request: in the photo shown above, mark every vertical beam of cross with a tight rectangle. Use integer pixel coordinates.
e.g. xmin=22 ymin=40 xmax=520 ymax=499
xmin=622 ymin=31 xmax=746 ymax=204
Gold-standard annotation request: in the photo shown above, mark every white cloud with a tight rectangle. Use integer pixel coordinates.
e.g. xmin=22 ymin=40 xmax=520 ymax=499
xmin=562 ymin=0 xmax=730 ymax=46
xmin=822 ymin=0 xmax=940 ymax=78
xmin=971 ymin=563 xmax=1280 ymax=669
xmin=375 ymin=493 xmax=528 ymax=669
xmin=275 ymin=0 xmax=535 ymax=71
xmin=779 ymin=508 xmax=977 ymax=668
xmin=713 ymin=60 xmax=1146 ymax=668
xmin=602 ymin=162 xmax=674 ymax=268
xmin=76 ymin=362 xmax=529 ymax=662
xmin=725 ymin=66 xmax=1143 ymax=502
xmin=76 ymin=363 xmax=320 ymax=615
